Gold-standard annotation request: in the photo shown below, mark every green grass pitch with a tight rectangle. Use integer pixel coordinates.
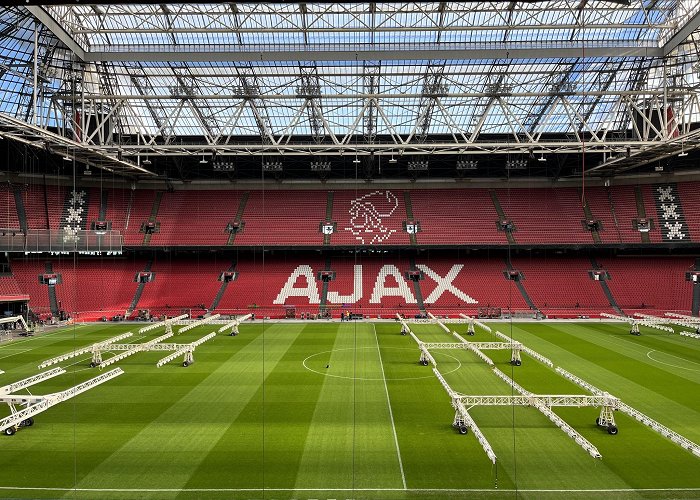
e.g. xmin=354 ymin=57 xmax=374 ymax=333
xmin=0 ymin=320 xmax=699 ymax=500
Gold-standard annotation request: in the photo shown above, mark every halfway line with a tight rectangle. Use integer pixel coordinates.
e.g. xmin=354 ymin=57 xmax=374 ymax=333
xmin=372 ymin=323 xmax=407 ymax=490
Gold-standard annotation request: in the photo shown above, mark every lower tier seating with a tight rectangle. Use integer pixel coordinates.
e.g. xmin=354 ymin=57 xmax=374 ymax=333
xmin=9 ymin=254 xmax=695 ymax=320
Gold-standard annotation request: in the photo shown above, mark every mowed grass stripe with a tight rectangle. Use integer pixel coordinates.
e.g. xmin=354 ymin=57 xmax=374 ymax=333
xmin=506 ymin=323 xmax=700 ymax=440
xmin=293 ymin=322 xmax=405 ymax=490
xmin=1 ymin=321 xmax=698 ymax=499
xmin=372 ymin=323 xmax=407 ymax=489
xmin=374 ymin=322 xmax=510 ymax=490
xmin=62 ymin=323 xmax=306 ymax=499
xmin=491 ymin=322 xmax=700 ymax=490
xmin=0 ymin=324 xmax=258 ymax=499
xmin=392 ymin=323 xmax=633 ymax=491
xmin=179 ymin=323 xmax=339 ymax=491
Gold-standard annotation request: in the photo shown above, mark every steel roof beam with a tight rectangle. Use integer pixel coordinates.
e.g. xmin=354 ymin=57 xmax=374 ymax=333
xmin=26 ymin=6 xmax=86 ymax=61
xmin=663 ymin=7 xmax=700 ymax=56
xmin=81 ymin=45 xmax=662 ymax=63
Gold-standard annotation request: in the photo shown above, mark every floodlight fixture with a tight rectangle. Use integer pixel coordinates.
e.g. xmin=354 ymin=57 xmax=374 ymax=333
xmin=407 ymin=160 xmax=429 ymax=171
xmin=263 ymin=161 xmax=283 ymax=172
xmin=506 ymin=159 xmax=527 ymax=170
xmin=310 ymin=161 xmax=331 ymax=172
xmin=456 ymin=160 xmax=478 ymax=170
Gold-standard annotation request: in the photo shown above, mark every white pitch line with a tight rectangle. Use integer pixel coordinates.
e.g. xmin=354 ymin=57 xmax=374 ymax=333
xmin=372 ymin=323 xmax=407 ymax=490
xmin=0 ymin=487 xmax=699 ymax=493
xmin=646 ymin=350 xmax=700 ymax=372
xmin=302 ymin=347 xmax=462 ymax=381
xmin=0 ymin=348 xmax=33 ymax=361
xmin=0 ymin=326 xmax=81 ymax=351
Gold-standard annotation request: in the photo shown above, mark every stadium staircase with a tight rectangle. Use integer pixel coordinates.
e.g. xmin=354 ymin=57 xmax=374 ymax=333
xmin=98 ymin=190 xmax=108 ymax=223
xmin=579 ymin=190 xmax=602 ymax=244
xmin=318 ymin=255 xmax=332 ymax=313
xmin=634 ymin=186 xmax=651 ymax=243
xmin=589 ymin=256 xmax=623 ymax=315
xmin=209 ymin=260 xmax=236 ymax=312
xmin=142 ymin=192 xmax=163 ymax=246
xmin=323 ymin=191 xmax=334 ymax=246
xmin=12 ymin=185 xmax=27 ymax=233
xmin=127 ymin=258 xmax=153 ymax=315
xmin=693 ymin=258 xmax=700 ymax=317
xmin=226 ymin=191 xmax=249 ymax=245
xmin=403 ymin=191 xmax=418 ymax=245
xmin=489 ymin=190 xmax=516 ymax=244
xmin=504 ymin=255 xmax=537 ymax=311
xmin=605 ymin=185 xmax=624 ymax=242
xmin=407 ymin=256 xmax=426 ymax=314
xmin=45 ymin=262 xmax=59 ymax=316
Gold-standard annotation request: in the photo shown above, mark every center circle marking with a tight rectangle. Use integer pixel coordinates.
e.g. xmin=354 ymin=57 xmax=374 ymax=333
xmin=302 ymin=346 xmax=462 ymax=380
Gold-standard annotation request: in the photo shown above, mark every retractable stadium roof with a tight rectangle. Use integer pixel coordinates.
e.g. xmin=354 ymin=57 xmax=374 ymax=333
xmin=1 ymin=2 xmax=700 ymax=178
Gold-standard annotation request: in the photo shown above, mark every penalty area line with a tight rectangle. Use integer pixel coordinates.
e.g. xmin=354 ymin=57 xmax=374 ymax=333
xmin=372 ymin=323 xmax=407 ymax=490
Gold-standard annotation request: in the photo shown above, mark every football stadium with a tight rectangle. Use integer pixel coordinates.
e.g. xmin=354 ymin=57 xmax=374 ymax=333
xmin=0 ymin=1 xmax=699 ymax=499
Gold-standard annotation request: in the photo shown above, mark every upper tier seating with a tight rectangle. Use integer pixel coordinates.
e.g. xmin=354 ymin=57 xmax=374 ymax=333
xmin=410 ymin=189 xmax=504 ymax=244
xmin=597 ymin=184 xmax=664 ymax=243
xmin=0 ymin=188 xmax=20 ymax=229
xmin=496 ymin=187 xmax=592 ymax=244
xmin=234 ymin=190 xmax=327 ymax=246
xmin=123 ymin=190 xmax=156 ymax=245
xmin=147 ymin=190 xmax=243 ymax=246
xmin=13 ymin=182 xmax=699 ymax=246
xmin=676 ymin=181 xmax=700 ymax=241
xmin=23 ymin=185 xmax=67 ymax=230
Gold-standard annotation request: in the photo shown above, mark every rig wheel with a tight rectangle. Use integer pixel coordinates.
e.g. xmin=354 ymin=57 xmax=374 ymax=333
xmin=3 ymin=427 xmax=15 ymax=436
xmin=607 ymin=425 xmax=618 ymax=435
xmin=459 ymin=426 xmax=469 ymax=435
xmin=23 ymin=418 xmax=34 ymax=427
xmin=182 ymin=361 xmax=189 ymax=367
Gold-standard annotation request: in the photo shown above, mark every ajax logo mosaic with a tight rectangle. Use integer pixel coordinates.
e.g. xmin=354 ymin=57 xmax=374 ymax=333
xmin=345 ymin=190 xmax=399 ymax=244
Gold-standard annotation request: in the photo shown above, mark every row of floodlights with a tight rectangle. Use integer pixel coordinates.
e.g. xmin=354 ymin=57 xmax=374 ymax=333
xmin=213 ymin=162 xmax=235 ymax=171
xmin=207 ymin=158 xmax=562 ymax=173
xmin=505 ymin=160 xmax=528 ymax=170
xmin=407 ymin=161 xmax=429 ymax=171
